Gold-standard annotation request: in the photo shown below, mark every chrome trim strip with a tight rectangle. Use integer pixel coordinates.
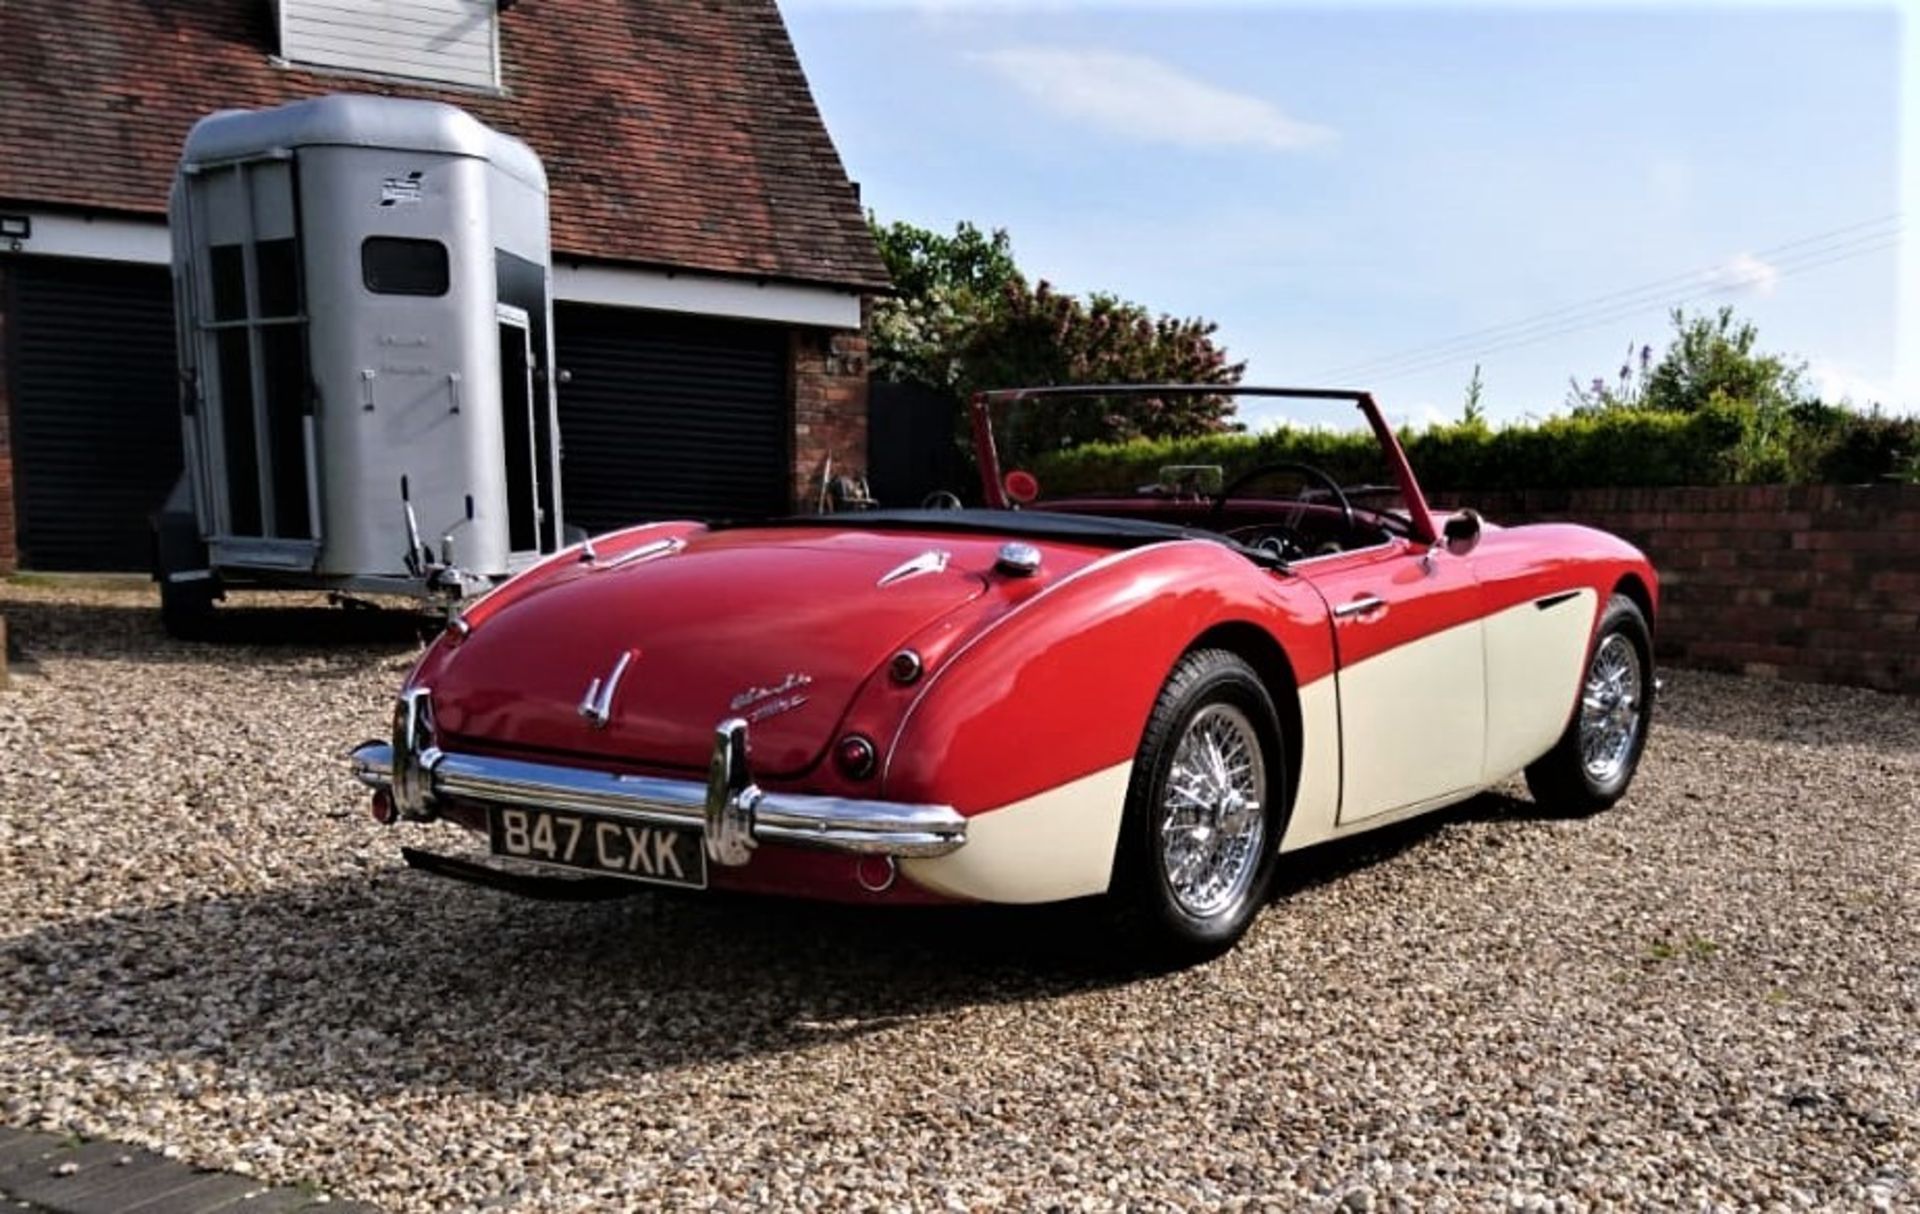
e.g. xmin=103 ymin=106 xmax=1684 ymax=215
xmin=350 ymin=741 xmax=967 ymax=860
xmin=876 ymin=548 xmax=951 ymax=587
xmin=599 ymin=536 xmax=685 ymax=570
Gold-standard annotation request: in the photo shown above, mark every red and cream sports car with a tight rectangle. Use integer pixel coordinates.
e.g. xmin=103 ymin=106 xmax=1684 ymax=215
xmin=352 ymin=386 xmax=1656 ymax=962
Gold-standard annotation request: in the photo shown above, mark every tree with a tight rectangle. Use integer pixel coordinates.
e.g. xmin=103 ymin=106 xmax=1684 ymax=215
xmin=867 ymin=215 xmax=1243 ymax=444
xmin=866 ymin=219 xmax=1015 ymax=394
xmin=869 ymin=218 xmax=1019 ymax=301
xmin=1461 ymin=364 xmax=1487 ymax=426
xmin=963 ymin=283 xmax=1242 ymax=451
xmin=1642 ymin=306 xmax=1805 ymax=414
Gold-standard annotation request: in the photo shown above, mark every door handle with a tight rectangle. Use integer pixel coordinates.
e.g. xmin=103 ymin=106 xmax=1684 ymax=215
xmin=1332 ymin=594 xmax=1387 ymax=620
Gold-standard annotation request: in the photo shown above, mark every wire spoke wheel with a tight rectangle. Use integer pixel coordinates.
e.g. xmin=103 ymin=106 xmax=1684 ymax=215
xmin=1578 ymin=632 xmax=1643 ymax=784
xmin=1157 ymin=703 xmax=1267 ymax=918
xmin=1525 ymin=594 xmax=1654 ymax=817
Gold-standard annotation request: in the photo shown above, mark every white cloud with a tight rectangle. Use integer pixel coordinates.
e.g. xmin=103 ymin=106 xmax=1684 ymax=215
xmin=1710 ymin=251 xmax=1781 ymax=297
xmin=973 ymin=47 xmax=1334 ymax=152
xmin=1807 ymin=359 xmax=1906 ymax=410
xmin=1378 ymin=402 xmax=1449 ymax=431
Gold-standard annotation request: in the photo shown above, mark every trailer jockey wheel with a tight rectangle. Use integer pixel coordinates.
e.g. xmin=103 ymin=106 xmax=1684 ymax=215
xmin=159 ymin=574 xmax=218 ymax=640
xmin=152 ymin=483 xmax=221 ymax=641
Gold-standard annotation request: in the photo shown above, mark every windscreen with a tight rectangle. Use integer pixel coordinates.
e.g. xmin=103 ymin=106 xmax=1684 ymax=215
xmin=987 ymin=391 xmax=1417 ymax=555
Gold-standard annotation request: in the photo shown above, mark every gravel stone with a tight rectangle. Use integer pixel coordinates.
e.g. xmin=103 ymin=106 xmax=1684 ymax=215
xmin=0 ymin=583 xmax=1915 ymax=1211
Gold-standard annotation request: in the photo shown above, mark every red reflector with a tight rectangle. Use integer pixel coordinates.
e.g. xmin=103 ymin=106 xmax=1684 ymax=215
xmin=370 ymin=788 xmax=397 ymax=825
xmin=1004 ymin=469 xmax=1040 ymax=504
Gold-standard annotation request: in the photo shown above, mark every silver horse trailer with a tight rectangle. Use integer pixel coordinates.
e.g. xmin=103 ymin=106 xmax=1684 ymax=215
xmin=154 ymin=94 xmax=564 ymax=634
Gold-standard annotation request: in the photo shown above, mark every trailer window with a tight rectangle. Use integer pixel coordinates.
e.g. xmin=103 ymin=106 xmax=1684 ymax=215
xmin=256 ymin=239 xmax=302 ymax=318
xmin=210 ymin=245 xmax=248 ymax=321
xmin=362 ymin=237 xmax=449 ymax=296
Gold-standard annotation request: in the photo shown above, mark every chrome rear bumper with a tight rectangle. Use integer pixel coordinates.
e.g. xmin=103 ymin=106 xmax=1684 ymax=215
xmin=350 ymin=696 xmax=966 ymax=867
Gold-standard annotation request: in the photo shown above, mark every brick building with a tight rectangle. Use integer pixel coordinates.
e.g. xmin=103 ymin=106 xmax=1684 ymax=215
xmin=0 ymin=0 xmax=889 ymax=572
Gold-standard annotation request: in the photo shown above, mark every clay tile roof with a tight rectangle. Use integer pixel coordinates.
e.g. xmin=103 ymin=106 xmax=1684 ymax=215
xmin=0 ymin=0 xmax=890 ymax=292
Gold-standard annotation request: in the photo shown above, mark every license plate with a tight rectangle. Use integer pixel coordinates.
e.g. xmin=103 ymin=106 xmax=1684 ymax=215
xmin=488 ymin=806 xmax=708 ymax=890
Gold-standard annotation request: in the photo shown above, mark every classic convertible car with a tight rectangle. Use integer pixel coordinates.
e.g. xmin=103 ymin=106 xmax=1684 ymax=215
xmin=352 ymin=385 xmax=1656 ymax=962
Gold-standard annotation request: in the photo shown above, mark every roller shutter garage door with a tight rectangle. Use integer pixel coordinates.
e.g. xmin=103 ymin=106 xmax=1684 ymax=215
xmin=554 ymin=304 xmax=789 ymax=534
xmin=8 ymin=257 xmax=182 ymax=570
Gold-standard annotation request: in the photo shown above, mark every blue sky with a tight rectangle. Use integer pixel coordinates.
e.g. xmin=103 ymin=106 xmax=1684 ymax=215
xmin=784 ymin=1 xmax=1910 ymax=429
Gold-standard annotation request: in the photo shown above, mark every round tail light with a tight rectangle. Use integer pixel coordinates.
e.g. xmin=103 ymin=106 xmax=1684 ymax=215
xmin=835 ymin=734 xmax=877 ymax=780
xmin=369 ymin=788 xmax=397 ymax=825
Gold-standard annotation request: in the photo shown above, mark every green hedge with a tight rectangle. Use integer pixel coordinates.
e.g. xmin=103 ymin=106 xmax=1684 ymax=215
xmin=1031 ymin=401 xmax=1920 ymax=495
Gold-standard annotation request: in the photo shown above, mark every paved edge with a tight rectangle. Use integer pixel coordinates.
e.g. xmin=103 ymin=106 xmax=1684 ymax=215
xmin=0 ymin=1128 xmax=383 ymax=1214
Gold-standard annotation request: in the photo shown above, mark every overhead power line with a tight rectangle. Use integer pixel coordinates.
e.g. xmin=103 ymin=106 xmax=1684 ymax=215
xmin=1350 ymin=232 xmax=1901 ymax=387
xmin=1318 ymin=212 xmax=1903 ymax=384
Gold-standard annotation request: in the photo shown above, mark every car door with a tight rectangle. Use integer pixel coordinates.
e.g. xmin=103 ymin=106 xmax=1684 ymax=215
xmin=1298 ymin=536 xmax=1488 ymax=824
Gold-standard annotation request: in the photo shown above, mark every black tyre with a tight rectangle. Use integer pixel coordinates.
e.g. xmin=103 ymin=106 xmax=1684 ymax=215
xmin=152 ymin=488 xmax=219 ymax=641
xmin=1524 ymin=593 xmax=1654 ymax=816
xmin=158 ymin=575 xmax=218 ymax=640
xmin=1109 ymin=649 xmax=1287 ymax=965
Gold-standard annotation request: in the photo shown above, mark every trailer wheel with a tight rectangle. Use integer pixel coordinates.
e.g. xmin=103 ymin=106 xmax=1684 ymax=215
xmin=151 ymin=478 xmax=220 ymax=640
xmin=159 ymin=574 xmax=218 ymax=640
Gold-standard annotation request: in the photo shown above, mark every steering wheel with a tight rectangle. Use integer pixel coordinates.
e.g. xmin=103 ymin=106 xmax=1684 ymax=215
xmin=921 ymin=490 xmax=965 ymax=511
xmin=1207 ymin=461 xmax=1356 ymax=546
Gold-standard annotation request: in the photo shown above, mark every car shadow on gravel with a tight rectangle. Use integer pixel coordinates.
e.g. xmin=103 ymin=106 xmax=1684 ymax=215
xmin=0 ymin=866 xmax=1134 ymax=1101
xmin=1268 ymin=789 xmax=1553 ymax=900
xmin=0 ymin=791 xmax=1535 ymax=1103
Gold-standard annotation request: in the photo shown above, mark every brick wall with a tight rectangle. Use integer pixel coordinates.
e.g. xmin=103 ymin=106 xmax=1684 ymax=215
xmin=1458 ymin=485 xmax=1920 ymax=694
xmin=790 ymin=311 xmax=870 ymax=510
xmin=0 ymin=257 xmax=14 ymax=575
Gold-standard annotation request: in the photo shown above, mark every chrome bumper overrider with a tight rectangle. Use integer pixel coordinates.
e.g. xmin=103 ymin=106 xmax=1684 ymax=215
xmin=350 ymin=691 xmax=966 ymax=867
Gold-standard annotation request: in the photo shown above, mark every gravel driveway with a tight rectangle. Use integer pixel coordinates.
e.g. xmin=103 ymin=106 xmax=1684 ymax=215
xmin=0 ymin=583 xmax=1914 ymax=1211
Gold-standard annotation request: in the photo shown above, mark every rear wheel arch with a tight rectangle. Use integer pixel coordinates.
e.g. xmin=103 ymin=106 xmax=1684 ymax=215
xmin=1109 ymin=645 xmax=1289 ymax=963
xmin=1183 ymin=621 xmax=1302 ymax=830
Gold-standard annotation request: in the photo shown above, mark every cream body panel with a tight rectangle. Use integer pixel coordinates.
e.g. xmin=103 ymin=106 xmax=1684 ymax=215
xmin=1335 ymin=617 xmax=1488 ymax=823
xmin=1277 ymin=675 xmax=1342 ymax=851
xmin=901 ymin=762 xmax=1132 ymax=903
xmin=1481 ymin=589 xmax=1599 ymax=781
